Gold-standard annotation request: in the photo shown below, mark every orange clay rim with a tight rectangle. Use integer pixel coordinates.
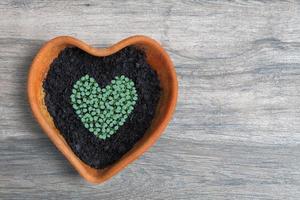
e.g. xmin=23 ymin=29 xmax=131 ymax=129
xmin=27 ymin=35 xmax=178 ymax=184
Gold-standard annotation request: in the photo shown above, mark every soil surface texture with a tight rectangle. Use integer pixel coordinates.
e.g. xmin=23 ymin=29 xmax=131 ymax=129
xmin=43 ymin=46 xmax=161 ymax=169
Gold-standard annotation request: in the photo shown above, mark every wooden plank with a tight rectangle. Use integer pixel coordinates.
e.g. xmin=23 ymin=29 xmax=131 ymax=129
xmin=1 ymin=0 xmax=300 ymax=199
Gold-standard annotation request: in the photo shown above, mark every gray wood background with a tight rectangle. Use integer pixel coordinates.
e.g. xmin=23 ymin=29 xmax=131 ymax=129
xmin=1 ymin=0 xmax=300 ymax=199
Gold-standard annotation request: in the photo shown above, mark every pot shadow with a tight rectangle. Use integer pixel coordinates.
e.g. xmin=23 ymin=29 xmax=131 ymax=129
xmin=15 ymin=39 xmax=78 ymax=178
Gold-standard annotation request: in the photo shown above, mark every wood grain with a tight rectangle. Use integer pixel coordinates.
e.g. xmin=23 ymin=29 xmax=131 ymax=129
xmin=1 ymin=0 xmax=300 ymax=199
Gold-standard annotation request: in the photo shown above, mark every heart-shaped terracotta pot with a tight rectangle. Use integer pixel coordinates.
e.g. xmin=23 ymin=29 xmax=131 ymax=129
xmin=27 ymin=35 xmax=178 ymax=184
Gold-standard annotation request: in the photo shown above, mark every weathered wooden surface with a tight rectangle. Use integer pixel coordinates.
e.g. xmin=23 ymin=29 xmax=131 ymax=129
xmin=1 ymin=0 xmax=300 ymax=199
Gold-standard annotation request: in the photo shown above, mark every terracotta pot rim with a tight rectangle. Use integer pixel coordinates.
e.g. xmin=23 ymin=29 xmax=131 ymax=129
xmin=27 ymin=35 xmax=178 ymax=184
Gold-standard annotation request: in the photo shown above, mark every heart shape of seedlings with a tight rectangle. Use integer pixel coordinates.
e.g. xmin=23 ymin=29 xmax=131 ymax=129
xmin=71 ymin=75 xmax=138 ymax=139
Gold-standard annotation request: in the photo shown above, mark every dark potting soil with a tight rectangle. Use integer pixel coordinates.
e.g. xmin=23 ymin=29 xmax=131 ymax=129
xmin=43 ymin=46 xmax=161 ymax=169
